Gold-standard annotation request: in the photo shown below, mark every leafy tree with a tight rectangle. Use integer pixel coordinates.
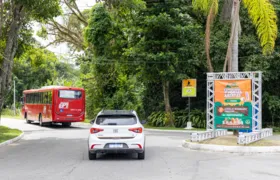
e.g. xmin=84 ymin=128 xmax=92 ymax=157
xmin=192 ymin=0 xmax=278 ymax=72
xmin=0 ymin=0 xmax=61 ymax=112
xmin=125 ymin=0 xmax=204 ymax=126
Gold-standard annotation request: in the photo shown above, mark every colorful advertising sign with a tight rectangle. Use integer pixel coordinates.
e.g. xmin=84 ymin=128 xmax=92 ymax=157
xmin=214 ymin=80 xmax=252 ymax=130
xmin=182 ymin=79 xmax=197 ymax=97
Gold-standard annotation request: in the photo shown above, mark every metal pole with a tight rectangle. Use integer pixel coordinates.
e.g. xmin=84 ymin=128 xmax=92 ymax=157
xmin=14 ymin=80 xmax=16 ymax=116
xmin=188 ymin=97 xmax=190 ymax=122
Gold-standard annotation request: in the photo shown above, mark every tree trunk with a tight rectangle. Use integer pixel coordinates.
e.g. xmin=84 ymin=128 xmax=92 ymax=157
xmin=223 ymin=0 xmax=240 ymax=72
xmin=230 ymin=0 xmax=240 ymax=72
xmin=222 ymin=0 xmax=241 ymax=134
xmin=205 ymin=3 xmax=215 ymax=72
xmin=220 ymin=0 xmax=233 ymax=22
xmin=0 ymin=4 xmax=24 ymax=113
xmin=0 ymin=0 xmax=3 ymax=37
xmin=162 ymin=80 xmax=174 ymax=127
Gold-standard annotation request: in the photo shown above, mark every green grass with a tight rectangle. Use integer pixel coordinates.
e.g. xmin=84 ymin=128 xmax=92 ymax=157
xmin=0 ymin=115 xmax=23 ymax=120
xmin=1 ymin=108 xmax=23 ymax=120
xmin=0 ymin=126 xmax=22 ymax=143
xmin=144 ymin=125 xmax=205 ymax=131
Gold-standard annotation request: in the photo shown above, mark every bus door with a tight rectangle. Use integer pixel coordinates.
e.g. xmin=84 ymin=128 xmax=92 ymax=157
xmin=43 ymin=91 xmax=52 ymax=121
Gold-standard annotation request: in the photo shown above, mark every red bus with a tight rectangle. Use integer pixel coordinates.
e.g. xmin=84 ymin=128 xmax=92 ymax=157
xmin=21 ymin=86 xmax=85 ymax=127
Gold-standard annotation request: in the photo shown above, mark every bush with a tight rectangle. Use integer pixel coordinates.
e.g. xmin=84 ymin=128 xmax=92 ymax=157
xmin=147 ymin=111 xmax=167 ymax=127
xmin=189 ymin=109 xmax=206 ymax=128
xmin=147 ymin=109 xmax=206 ymax=128
xmin=0 ymin=108 xmax=21 ymax=116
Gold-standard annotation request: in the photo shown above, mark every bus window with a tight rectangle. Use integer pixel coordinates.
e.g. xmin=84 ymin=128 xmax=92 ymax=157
xmin=44 ymin=92 xmax=48 ymax=104
xmin=59 ymin=90 xmax=82 ymax=99
xmin=48 ymin=91 xmax=52 ymax=104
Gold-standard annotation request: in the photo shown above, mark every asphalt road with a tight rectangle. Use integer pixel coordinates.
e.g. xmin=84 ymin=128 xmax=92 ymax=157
xmin=1 ymin=119 xmax=280 ymax=180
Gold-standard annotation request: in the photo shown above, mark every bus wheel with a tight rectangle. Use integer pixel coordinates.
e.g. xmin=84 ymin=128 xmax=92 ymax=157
xmin=25 ymin=114 xmax=31 ymax=124
xmin=39 ymin=115 xmax=44 ymax=127
xmin=62 ymin=122 xmax=71 ymax=127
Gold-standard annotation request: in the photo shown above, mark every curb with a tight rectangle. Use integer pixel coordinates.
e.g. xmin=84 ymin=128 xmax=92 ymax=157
xmin=182 ymin=141 xmax=280 ymax=153
xmin=0 ymin=132 xmax=24 ymax=148
xmin=144 ymin=128 xmax=196 ymax=133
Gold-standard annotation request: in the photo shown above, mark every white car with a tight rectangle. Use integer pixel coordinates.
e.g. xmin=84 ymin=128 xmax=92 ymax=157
xmin=88 ymin=110 xmax=146 ymax=160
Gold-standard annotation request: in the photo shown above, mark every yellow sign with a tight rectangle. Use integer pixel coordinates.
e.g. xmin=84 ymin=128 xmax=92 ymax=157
xmin=182 ymin=79 xmax=196 ymax=97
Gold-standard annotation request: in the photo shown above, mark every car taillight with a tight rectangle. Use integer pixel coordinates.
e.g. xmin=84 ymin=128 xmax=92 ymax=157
xmin=90 ymin=128 xmax=103 ymax=134
xmin=129 ymin=127 xmax=143 ymax=133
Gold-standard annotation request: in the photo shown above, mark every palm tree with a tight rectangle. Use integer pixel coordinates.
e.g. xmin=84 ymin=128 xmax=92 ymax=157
xmin=192 ymin=0 xmax=278 ymax=72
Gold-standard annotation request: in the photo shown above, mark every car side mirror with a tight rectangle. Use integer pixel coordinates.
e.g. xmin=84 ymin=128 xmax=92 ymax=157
xmin=141 ymin=120 xmax=147 ymax=124
xmin=90 ymin=119 xmax=95 ymax=124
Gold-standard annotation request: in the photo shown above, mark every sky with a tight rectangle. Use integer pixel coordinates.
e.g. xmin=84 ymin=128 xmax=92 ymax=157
xmin=33 ymin=0 xmax=96 ymax=59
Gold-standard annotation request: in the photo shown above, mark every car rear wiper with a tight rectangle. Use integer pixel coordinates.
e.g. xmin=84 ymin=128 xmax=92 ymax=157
xmin=108 ymin=123 xmax=117 ymax=125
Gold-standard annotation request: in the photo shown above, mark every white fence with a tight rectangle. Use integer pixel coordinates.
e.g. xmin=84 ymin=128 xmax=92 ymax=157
xmin=237 ymin=128 xmax=273 ymax=145
xmin=191 ymin=129 xmax=228 ymax=142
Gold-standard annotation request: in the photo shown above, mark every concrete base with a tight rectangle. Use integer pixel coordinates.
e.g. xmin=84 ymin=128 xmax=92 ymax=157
xmin=182 ymin=141 xmax=280 ymax=153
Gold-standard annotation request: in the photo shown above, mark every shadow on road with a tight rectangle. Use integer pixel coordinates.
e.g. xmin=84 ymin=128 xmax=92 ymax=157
xmin=28 ymin=122 xmax=87 ymax=130
xmin=94 ymin=153 xmax=140 ymax=161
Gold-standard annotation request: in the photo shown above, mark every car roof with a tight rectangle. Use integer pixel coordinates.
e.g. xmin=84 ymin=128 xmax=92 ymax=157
xmin=97 ymin=110 xmax=137 ymax=116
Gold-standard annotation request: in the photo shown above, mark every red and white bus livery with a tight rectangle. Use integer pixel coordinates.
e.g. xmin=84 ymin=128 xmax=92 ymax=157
xmin=21 ymin=86 xmax=85 ymax=127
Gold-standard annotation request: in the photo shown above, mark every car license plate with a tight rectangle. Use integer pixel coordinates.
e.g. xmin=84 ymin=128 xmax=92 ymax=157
xmin=109 ymin=144 xmax=123 ymax=148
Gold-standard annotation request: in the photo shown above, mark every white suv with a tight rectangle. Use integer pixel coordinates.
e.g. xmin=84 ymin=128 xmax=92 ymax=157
xmin=88 ymin=110 xmax=146 ymax=160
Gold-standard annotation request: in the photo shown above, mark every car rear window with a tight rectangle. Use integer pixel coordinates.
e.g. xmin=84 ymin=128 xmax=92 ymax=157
xmin=59 ymin=90 xmax=82 ymax=99
xmin=96 ymin=115 xmax=137 ymax=125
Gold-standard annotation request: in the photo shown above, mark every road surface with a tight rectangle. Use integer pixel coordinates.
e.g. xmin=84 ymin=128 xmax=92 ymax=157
xmin=1 ymin=118 xmax=280 ymax=180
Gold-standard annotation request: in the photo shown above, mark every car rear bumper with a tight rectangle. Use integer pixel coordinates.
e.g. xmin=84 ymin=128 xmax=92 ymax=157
xmin=89 ymin=148 xmax=144 ymax=154
xmin=88 ymin=134 xmax=145 ymax=154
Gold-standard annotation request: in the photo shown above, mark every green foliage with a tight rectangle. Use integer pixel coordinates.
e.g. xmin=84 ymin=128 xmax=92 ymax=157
xmin=16 ymin=0 xmax=62 ymax=21
xmin=84 ymin=3 xmax=114 ymax=56
xmin=147 ymin=109 xmax=206 ymax=128
xmin=147 ymin=111 xmax=167 ymax=127
xmin=243 ymin=0 xmax=278 ymax=55
xmin=189 ymin=109 xmax=206 ymax=128
xmin=192 ymin=0 xmax=219 ymax=16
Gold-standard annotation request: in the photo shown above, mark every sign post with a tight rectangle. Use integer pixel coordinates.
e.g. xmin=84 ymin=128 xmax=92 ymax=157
xmin=182 ymin=79 xmax=197 ymax=129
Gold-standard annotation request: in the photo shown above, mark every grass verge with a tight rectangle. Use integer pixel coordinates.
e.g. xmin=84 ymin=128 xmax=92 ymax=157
xmin=187 ymin=135 xmax=280 ymax=146
xmin=0 ymin=126 xmax=22 ymax=144
xmin=0 ymin=115 xmax=23 ymax=120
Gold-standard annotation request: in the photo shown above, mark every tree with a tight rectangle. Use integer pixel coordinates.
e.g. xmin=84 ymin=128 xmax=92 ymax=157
xmin=126 ymin=0 xmax=203 ymax=126
xmin=192 ymin=0 xmax=278 ymax=72
xmin=0 ymin=0 xmax=61 ymax=113
xmin=38 ymin=0 xmax=90 ymax=52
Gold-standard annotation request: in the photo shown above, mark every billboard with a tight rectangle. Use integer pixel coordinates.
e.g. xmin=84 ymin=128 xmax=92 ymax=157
xmin=214 ymin=80 xmax=252 ymax=130
xmin=182 ymin=79 xmax=196 ymax=97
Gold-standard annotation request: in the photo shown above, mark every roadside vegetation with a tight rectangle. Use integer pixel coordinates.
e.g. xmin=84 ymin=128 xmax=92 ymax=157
xmin=0 ymin=126 xmax=22 ymax=144
xmin=0 ymin=0 xmax=280 ymax=130
xmin=0 ymin=109 xmax=22 ymax=120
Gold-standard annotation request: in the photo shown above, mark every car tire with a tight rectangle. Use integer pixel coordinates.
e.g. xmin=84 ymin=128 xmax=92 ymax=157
xmin=88 ymin=151 xmax=97 ymax=160
xmin=62 ymin=122 xmax=71 ymax=127
xmin=138 ymin=151 xmax=145 ymax=160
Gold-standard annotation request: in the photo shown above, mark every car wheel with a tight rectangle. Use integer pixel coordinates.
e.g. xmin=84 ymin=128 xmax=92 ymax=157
xmin=62 ymin=122 xmax=71 ymax=127
xmin=138 ymin=151 xmax=145 ymax=160
xmin=88 ymin=151 xmax=97 ymax=160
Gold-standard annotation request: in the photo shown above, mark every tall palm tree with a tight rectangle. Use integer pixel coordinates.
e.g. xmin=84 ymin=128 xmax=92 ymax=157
xmin=192 ymin=0 xmax=278 ymax=72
